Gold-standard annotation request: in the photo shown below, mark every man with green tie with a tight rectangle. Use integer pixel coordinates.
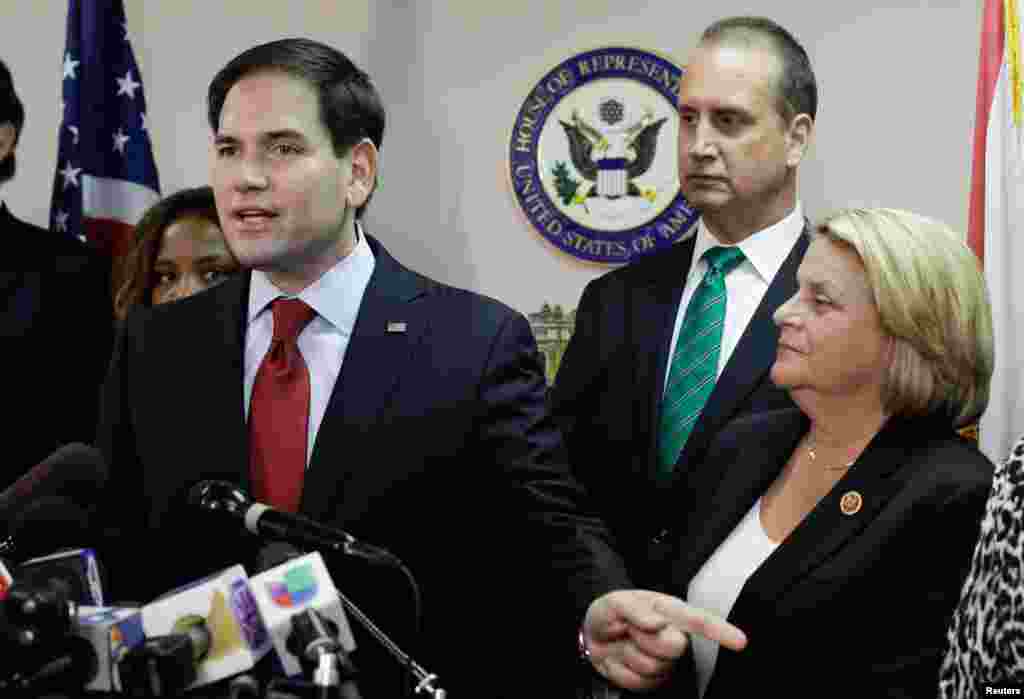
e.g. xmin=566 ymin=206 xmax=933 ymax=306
xmin=554 ymin=16 xmax=817 ymax=692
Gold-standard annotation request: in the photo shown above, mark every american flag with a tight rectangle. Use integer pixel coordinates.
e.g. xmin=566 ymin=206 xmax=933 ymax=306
xmin=49 ymin=0 xmax=160 ymax=257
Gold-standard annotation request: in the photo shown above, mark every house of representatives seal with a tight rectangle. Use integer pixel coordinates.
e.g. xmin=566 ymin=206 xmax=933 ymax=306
xmin=508 ymin=47 xmax=698 ymax=264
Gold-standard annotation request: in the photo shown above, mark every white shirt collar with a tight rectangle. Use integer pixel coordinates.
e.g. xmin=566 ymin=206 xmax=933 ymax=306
xmin=248 ymin=222 xmax=375 ymax=332
xmin=691 ymin=203 xmax=806 ymax=284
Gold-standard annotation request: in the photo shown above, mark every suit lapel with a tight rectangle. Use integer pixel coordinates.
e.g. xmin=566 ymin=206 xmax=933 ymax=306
xmin=673 ymin=230 xmax=810 ymax=474
xmin=199 ymin=274 xmax=252 ymax=490
xmin=740 ymin=415 xmax=915 ymax=604
xmin=670 ymin=409 xmax=806 ymax=588
xmin=300 ymin=236 xmax=428 ymax=519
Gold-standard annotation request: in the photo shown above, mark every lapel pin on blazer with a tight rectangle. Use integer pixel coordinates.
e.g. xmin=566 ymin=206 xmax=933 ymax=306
xmin=386 ymin=321 xmax=407 ymax=333
xmin=840 ymin=490 xmax=863 ymax=516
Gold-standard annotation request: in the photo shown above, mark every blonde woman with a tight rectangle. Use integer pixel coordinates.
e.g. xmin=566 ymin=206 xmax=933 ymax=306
xmin=604 ymin=208 xmax=995 ymax=697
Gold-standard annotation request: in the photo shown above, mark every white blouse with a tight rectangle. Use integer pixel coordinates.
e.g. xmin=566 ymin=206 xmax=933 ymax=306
xmin=686 ymin=497 xmax=780 ymax=697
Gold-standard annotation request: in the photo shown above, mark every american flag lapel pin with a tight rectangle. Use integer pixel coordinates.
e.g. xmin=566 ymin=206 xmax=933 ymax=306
xmin=386 ymin=321 xmax=407 ymax=333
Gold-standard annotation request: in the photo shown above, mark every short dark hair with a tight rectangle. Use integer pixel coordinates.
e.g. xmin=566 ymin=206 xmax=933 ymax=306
xmin=701 ymin=16 xmax=818 ymax=123
xmin=207 ymin=38 xmax=385 ymax=219
xmin=0 ymin=57 xmax=25 ymax=185
xmin=115 ymin=186 xmax=222 ymax=321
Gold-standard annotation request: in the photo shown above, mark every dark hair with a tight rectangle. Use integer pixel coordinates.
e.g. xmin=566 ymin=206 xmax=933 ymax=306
xmin=207 ymin=38 xmax=385 ymax=219
xmin=115 ymin=186 xmax=222 ymax=321
xmin=701 ymin=16 xmax=818 ymax=122
xmin=0 ymin=57 xmax=25 ymax=184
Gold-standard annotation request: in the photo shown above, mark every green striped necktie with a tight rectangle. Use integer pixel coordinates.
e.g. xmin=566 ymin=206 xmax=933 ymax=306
xmin=657 ymin=245 xmax=746 ymax=478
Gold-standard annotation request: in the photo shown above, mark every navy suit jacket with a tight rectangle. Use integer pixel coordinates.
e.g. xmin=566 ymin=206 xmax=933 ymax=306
xmin=0 ymin=202 xmax=111 ymax=493
xmin=97 ymin=234 xmax=630 ymax=697
xmin=650 ymin=408 xmax=992 ymax=698
xmin=550 ymin=226 xmax=810 ymax=582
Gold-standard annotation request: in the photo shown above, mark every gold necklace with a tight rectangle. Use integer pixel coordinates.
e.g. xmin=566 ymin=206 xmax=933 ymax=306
xmin=806 ymin=439 xmax=857 ymax=471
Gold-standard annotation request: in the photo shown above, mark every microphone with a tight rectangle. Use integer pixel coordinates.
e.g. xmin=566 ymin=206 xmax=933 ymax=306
xmin=0 ymin=443 xmax=107 ymax=532
xmin=0 ymin=496 xmax=105 ymax=607
xmin=0 ymin=576 xmax=85 ymax=694
xmin=252 ymin=549 xmax=447 ymax=699
xmin=188 ymin=481 xmax=400 ymax=565
xmin=118 ymin=563 xmax=272 ymax=694
xmin=118 ymin=614 xmax=212 ymax=696
xmin=287 ymin=608 xmax=362 ymax=699
xmin=0 ymin=604 xmax=144 ymax=694
xmin=75 ymin=604 xmax=145 ymax=692
xmin=0 ymin=498 xmax=105 ymax=650
xmin=249 ymin=550 xmax=356 ymax=679
xmin=0 ymin=561 xmax=140 ymax=694
xmin=3 ymin=576 xmax=75 ymax=648
xmin=17 ymin=548 xmax=105 ymax=607
xmin=227 ymin=673 xmax=262 ymax=699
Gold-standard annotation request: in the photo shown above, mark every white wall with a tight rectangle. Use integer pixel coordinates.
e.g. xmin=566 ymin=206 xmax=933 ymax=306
xmin=1 ymin=0 xmax=981 ymax=316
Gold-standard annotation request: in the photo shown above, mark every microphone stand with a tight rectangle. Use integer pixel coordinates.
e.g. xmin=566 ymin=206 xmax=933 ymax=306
xmin=270 ymin=541 xmax=443 ymax=695
xmin=326 ymin=575 xmax=446 ymax=699
xmin=247 ymin=522 xmax=443 ymax=695
xmin=189 ymin=482 xmax=447 ymax=697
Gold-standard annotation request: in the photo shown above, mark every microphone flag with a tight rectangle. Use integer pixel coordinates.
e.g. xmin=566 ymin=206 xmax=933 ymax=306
xmin=75 ymin=605 xmax=145 ymax=692
xmin=249 ymin=551 xmax=356 ymax=678
xmin=0 ymin=560 xmax=11 ymax=601
xmin=19 ymin=548 xmax=104 ymax=606
xmin=138 ymin=565 xmax=271 ymax=690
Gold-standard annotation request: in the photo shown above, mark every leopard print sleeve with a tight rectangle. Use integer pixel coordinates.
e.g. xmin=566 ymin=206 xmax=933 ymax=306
xmin=938 ymin=434 xmax=1024 ymax=697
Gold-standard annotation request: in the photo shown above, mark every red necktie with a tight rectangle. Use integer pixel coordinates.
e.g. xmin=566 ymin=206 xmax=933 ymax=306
xmin=249 ymin=298 xmax=317 ymax=513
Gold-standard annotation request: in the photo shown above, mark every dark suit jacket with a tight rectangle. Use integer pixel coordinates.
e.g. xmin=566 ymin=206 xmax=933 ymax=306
xmin=0 ymin=202 xmax=112 ymax=494
xmin=550 ymin=227 xmax=809 ymax=583
xmin=651 ymin=408 xmax=992 ymax=698
xmin=97 ymin=235 xmax=630 ymax=697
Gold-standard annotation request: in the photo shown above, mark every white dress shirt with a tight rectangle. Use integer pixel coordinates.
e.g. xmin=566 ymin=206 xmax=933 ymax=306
xmin=663 ymin=204 xmax=805 ymax=394
xmin=244 ymin=224 xmax=376 ymax=466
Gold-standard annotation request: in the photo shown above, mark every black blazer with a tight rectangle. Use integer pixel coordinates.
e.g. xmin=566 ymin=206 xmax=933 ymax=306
xmin=550 ymin=227 xmax=810 ymax=582
xmin=652 ymin=408 xmax=992 ymax=698
xmin=0 ymin=203 xmax=112 ymax=493
xmin=97 ymin=235 xmax=630 ymax=697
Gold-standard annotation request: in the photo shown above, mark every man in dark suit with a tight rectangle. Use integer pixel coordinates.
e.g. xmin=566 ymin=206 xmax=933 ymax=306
xmin=98 ymin=39 xmax=640 ymax=697
xmin=557 ymin=17 xmax=818 ymax=691
xmin=552 ymin=16 xmax=816 ymax=581
xmin=0 ymin=57 xmax=111 ymax=494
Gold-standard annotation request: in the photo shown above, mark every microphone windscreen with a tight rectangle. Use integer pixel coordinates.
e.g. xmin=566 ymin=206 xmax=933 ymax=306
xmin=42 ymin=441 xmax=108 ymax=491
xmin=0 ymin=443 xmax=107 ymax=533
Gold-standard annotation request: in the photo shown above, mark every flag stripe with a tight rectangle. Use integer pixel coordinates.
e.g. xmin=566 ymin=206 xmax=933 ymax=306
xmin=83 ymin=175 xmax=160 ymax=226
xmin=968 ymin=0 xmax=1006 ymax=261
xmin=84 ymin=218 xmax=137 ymax=259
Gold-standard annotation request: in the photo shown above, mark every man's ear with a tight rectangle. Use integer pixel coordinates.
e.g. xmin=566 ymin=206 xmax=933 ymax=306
xmin=785 ymin=114 xmax=813 ymax=169
xmin=344 ymin=138 xmax=378 ymax=209
xmin=0 ymin=123 xmax=16 ymax=164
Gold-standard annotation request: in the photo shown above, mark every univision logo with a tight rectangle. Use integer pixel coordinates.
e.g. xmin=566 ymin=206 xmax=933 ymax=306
xmin=265 ymin=562 xmax=318 ymax=608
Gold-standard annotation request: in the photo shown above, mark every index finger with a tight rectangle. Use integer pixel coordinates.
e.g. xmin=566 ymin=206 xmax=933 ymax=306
xmin=607 ymin=591 xmax=670 ymax=633
xmin=652 ymin=599 xmax=747 ymax=651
